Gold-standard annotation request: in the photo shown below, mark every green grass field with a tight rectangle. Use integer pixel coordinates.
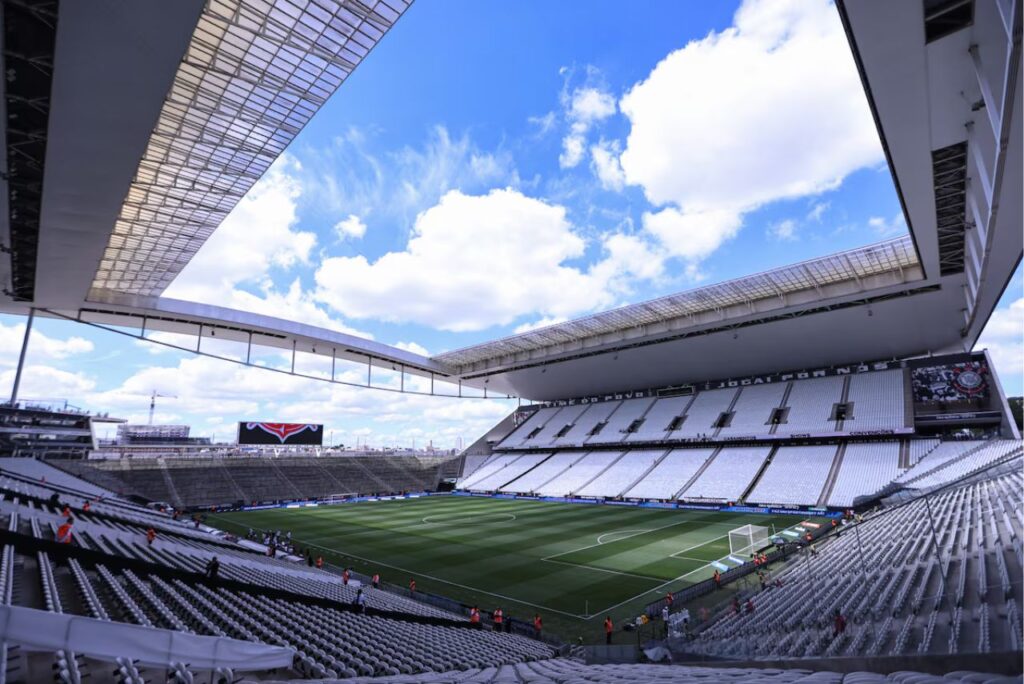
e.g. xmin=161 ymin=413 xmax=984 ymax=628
xmin=211 ymin=495 xmax=815 ymax=641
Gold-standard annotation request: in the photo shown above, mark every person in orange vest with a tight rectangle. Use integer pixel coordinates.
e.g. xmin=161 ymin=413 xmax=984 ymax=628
xmin=56 ymin=518 xmax=74 ymax=544
xmin=82 ymin=501 xmax=90 ymax=513
xmin=62 ymin=505 xmax=71 ymax=518
xmin=315 ymin=556 xmax=324 ymax=569
xmin=665 ymin=591 xmax=674 ymax=607
xmin=604 ymin=616 xmax=614 ymax=644
xmin=713 ymin=569 xmax=722 ymax=589
xmin=409 ymin=578 xmax=416 ymax=593
xmin=145 ymin=528 xmax=156 ymax=546
xmin=372 ymin=573 xmax=380 ymax=589
xmin=533 ymin=613 xmax=542 ymax=636
xmin=342 ymin=568 xmax=350 ymax=585
xmin=469 ymin=606 xmax=480 ymax=628
xmin=493 ymin=607 xmax=503 ymax=630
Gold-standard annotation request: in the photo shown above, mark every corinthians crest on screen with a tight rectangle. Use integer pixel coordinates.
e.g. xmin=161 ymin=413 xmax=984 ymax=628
xmin=238 ymin=422 xmax=323 ymax=445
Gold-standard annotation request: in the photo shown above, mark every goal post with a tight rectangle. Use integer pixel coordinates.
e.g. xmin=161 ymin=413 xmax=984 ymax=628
xmin=728 ymin=524 xmax=770 ymax=556
xmin=321 ymin=492 xmax=358 ymax=504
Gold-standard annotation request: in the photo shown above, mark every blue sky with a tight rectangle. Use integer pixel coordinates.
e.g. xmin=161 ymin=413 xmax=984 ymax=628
xmin=1 ymin=0 xmax=1021 ymax=447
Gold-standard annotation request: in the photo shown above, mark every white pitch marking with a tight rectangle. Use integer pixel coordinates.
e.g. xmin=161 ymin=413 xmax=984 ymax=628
xmin=420 ymin=512 xmax=517 ymax=525
xmin=596 ymin=529 xmax=648 ymax=545
xmin=668 ymin=532 xmax=729 ymax=559
xmin=541 ymin=557 xmax=667 ymax=582
xmin=541 ymin=518 xmax=695 ymax=561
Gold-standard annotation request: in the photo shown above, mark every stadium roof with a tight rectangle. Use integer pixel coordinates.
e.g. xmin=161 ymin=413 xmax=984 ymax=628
xmin=92 ymin=0 xmax=409 ymax=297
xmin=435 ymin=237 xmax=920 ymax=370
xmin=1 ymin=0 xmax=1021 ymax=401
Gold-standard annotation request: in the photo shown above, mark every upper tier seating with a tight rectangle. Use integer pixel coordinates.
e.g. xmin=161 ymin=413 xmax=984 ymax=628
xmin=536 ymin=451 xmax=623 ymax=497
xmin=896 ymin=441 xmax=988 ymax=483
xmin=499 ymin=407 xmax=560 ymax=448
xmin=551 ymin=401 xmax=621 ymax=447
xmin=746 ymin=445 xmax=837 ymax=505
xmin=670 ymin=388 xmax=737 ymax=439
xmin=528 ymin=405 xmax=591 ymax=447
xmin=624 ymin=396 xmax=692 ymax=443
xmin=590 ymin=397 xmax=655 ymax=444
xmin=576 ymin=449 xmax=666 ymax=498
xmin=776 ymin=375 xmax=844 ymax=436
xmin=624 ymin=449 xmax=715 ymax=500
xmin=691 ymin=468 xmax=1024 ymax=660
xmin=827 ymin=442 xmax=901 ymax=507
xmin=716 ymin=384 xmax=787 ymax=438
xmin=846 ymin=369 xmax=906 ymax=431
xmin=908 ymin=439 xmax=941 ymax=466
xmin=681 ymin=447 xmax=771 ymax=501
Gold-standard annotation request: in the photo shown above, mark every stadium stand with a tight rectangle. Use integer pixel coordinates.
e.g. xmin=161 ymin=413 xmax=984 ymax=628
xmin=826 ymin=442 xmax=901 ymax=507
xmin=896 ymin=442 xmax=990 ymax=484
xmin=670 ymin=388 xmax=737 ymax=439
xmin=458 ymin=454 xmax=523 ymax=490
xmin=500 ymin=451 xmax=584 ymax=494
xmin=536 ymin=451 xmax=624 ymax=497
xmin=589 ymin=397 xmax=655 ymax=444
xmin=689 ymin=466 xmax=1023 ymax=660
xmin=0 ymin=464 xmax=557 ymax=681
xmin=681 ymin=447 xmax=771 ymax=501
xmin=845 ymin=369 xmax=907 ymax=432
xmin=624 ymin=396 xmax=692 ymax=443
xmin=776 ymin=376 xmax=845 ymax=437
xmin=624 ymin=448 xmax=715 ymax=500
xmin=499 ymin=407 xmax=560 ymax=448
xmin=468 ymin=452 xmax=550 ymax=491
xmin=252 ymin=661 xmax=1024 ymax=683
xmin=529 ymin=405 xmax=592 ymax=447
xmin=715 ymin=384 xmax=788 ymax=438
xmin=55 ymin=455 xmax=454 ymax=509
xmin=746 ymin=445 xmax=838 ymax=506
xmin=576 ymin=449 xmax=667 ymax=498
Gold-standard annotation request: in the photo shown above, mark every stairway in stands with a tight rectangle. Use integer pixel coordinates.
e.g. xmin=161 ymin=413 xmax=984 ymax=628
xmin=816 ymin=443 xmax=847 ymax=506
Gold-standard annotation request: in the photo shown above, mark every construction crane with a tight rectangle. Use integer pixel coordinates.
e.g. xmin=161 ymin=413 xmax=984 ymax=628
xmin=148 ymin=390 xmax=177 ymax=425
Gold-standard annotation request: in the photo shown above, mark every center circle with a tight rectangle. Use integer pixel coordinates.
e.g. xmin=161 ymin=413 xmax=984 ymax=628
xmin=421 ymin=512 xmax=517 ymax=525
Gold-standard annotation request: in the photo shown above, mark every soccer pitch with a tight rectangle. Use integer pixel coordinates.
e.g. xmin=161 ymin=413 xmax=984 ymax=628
xmin=211 ymin=495 xmax=813 ymax=639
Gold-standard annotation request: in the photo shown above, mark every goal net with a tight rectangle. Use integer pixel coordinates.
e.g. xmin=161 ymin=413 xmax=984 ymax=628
xmin=728 ymin=524 xmax=770 ymax=556
xmin=321 ymin=492 xmax=358 ymax=504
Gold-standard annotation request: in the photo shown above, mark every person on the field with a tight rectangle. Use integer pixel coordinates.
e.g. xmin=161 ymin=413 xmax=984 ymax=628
xmin=205 ymin=556 xmax=220 ymax=580
xmin=353 ymin=588 xmax=366 ymax=613
xmin=315 ymin=556 xmax=324 ymax=569
xmin=604 ymin=616 xmax=614 ymax=644
xmin=665 ymin=591 xmax=673 ymax=608
xmin=493 ymin=607 xmax=503 ymax=630
xmin=56 ymin=518 xmax=74 ymax=544
xmin=62 ymin=505 xmax=71 ymax=518
xmin=342 ymin=568 xmax=350 ymax=585
xmin=470 ymin=606 xmax=480 ymax=627
xmin=713 ymin=569 xmax=721 ymax=589
xmin=146 ymin=527 xmax=156 ymax=546
xmin=372 ymin=573 xmax=380 ymax=589
xmin=661 ymin=605 xmax=670 ymax=637
xmin=82 ymin=501 xmax=90 ymax=513
xmin=533 ymin=614 xmax=542 ymax=637
xmin=409 ymin=578 xmax=416 ymax=593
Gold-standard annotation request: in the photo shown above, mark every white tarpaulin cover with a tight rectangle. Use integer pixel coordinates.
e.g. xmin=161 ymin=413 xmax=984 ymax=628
xmin=0 ymin=604 xmax=294 ymax=671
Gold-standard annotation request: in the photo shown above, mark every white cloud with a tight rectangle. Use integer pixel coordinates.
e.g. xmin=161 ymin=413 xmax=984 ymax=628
xmin=641 ymin=208 xmax=744 ymax=261
xmin=768 ymin=218 xmax=798 ymax=241
xmin=394 ymin=341 xmax=430 ymax=357
xmin=591 ymin=139 xmax=626 ymax=191
xmin=977 ymin=297 xmax=1024 ymax=383
xmin=1 ymin=365 xmax=96 ymax=400
xmin=314 ymin=188 xmax=661 ymax=332
xmin=807 ymin=201 xmax=830 ymax=222
xmin=560 ymin=85 xmax=616 ymax=169
xmin=0 ymin=322 xmax=93 ymax=364
xmin=619 ymin=0 xmax=883 ymax=260
xmin=528 ymin=111 xmax=557 ymax=136
xmin=514 ymin=317 xmax=568 ymax=334
xmin=867 ymin=213 xmax=907 ymax=238
xmin=334 ymin=214 xmax=367 ymax=240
